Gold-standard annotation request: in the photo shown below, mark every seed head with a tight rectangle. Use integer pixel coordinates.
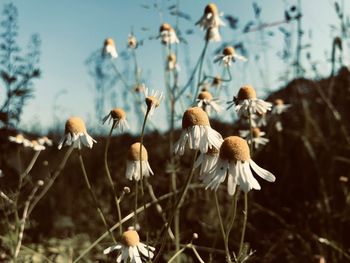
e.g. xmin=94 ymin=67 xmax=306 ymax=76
xmin=274 ymin=99 xmax=284 ymax=105
xmin=182 ymin=107 xmax=210 ymax=129
xmin=110 ymin=108 xmax=126 ymax=120
xmin=223 ymin=46 xmax=235 ymax=56
xmin=127 ymin=142 xmax=148 ymax=161
xmin=121 ymin=230 xmax=140 ymax=247
xmin=198 ymin=91 xmax=213 ymax=101
xmin=168 ymin=53 xmax=177 ymax=63
xmin=160 ymin=23 xmax=173 ymax=32
xmin=104 ymin=38 xmax=115 ymax=47
xmin=237 ymin=85 xmax=257 ymax=101
xmin=204 ymin=3 xmax=218 ymax=15
xmin=65 ymin=117 xmax=87 ymax=134
xmin=219 ymin=136 xmax=250 ymax=161
xmin=212 ymin=76 xmax=222 ymax=86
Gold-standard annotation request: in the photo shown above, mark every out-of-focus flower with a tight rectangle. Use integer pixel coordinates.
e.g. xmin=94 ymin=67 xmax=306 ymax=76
xmin=227 ymin=85 xmax=272 ymax=117
xmin=103 ymin=38 xmax=118 ymax=58
xmin=159 ymin=23 xmax=179 ymax=45
xmin=103 ymin=108 xmax=129 ymax=132
xmin=38 ymin=136 xmax=53 ymax=146
xmin=58 ymin=117 xmax=96 ymax=150
xmin=134 ymin=83 xmax=146 ymax=93
xmin=196 ymin=3 xmax=225 ymax=30
xmin=251 ymin=112 xmax=267 ymax=127
xmin=174 ymin=107 xmax=223 ymax=155
xmin=125 ymin=142 xmax=154 ymax=181
xmin=214 ymin=46 xmax=247 ymax=66
xmin=195 ymin=147 xmax=219 ymax=176
xmin=211 ymin=75 xmax=222 ymax=88
xmin=272 ymin=99 xmax=291 ymax=115
xmin=202 ymin=136 xmax=275 ymax=195
xmin=29 ymin=140 xmax=46 ymax=151
xmin=104 ymin=229 xmax=155 ymax=263
xmin=167 ymin=53 xmax=179 ymax=71
xmin=144 ymin=88 xmax=163 ymax=116
xmin=239 ymin=127 xmax=269 ymax=149
xmin=196 ymin=90 xmax=221 ymax=116
xmin=8 ymin=134 xmax=32 ymax=147
xmin=205 ymin=26 xmax=222 ymax=42
xmin=127 ymin=34 xmax=137 ymax=49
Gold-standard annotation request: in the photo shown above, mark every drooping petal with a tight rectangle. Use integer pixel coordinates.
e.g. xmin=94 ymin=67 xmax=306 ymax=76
xmin=249 ymin=159 xmax=276 ymax=182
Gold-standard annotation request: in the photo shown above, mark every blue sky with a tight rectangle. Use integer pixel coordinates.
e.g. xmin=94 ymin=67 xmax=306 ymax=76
xmin=3 ymin=0 xmax=348 ymax=133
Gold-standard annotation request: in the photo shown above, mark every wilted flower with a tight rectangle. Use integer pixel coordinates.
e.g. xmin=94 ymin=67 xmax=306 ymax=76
xmin=8 ymin=134 xmax=32 ymax=147
xmin=128 ymin=34 xmax=137 ymax=49
xmin=144 ymin=88 xmax=163 ymax=116
xmin=196 ymin=90 xmax=221 ymax=116
xmin=104 ymin=229 xmax=155 ymax=263
xmin=272 ymin=99 xmax=291 ymax=115
xmin=103 ymin=38 xmax=118 ymax=58
xmin=174 ymin=107 xmax=223 ymax=155
xmin=239 ymin=127 xmax=269 ymax=149
xmin=202 ymin=136 xmax=275 ymax=195
xmin=196 ymin=3 xmax=225 ymax=30
xmin=103 ymin=108 xmax=129 ymax=132
xmin=159 ymin=23 xmax=179 ymax=45
xmin=214 ymin=46 xmax=247 ymax=66
xmin=228 ymin=85 xmax=272 ymax=117
xmin=195 ymin=147 xmax=219 ymax=175
xmin=167 ymin=53 xmax=179 ymax=71
xmin=125 ymin=142 xmax=154 ymax=181
xmin=205 ymin=26 xmax=222 ymax=42
xmin=38 ymin=136 xmax=53 ymax=146
xmin=58 ymin=117 xmax=96 ymax=150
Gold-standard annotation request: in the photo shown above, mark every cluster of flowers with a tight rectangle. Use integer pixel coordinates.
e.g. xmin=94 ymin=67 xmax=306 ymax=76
xmin=8 ymin=134 xmax=52 ymax=151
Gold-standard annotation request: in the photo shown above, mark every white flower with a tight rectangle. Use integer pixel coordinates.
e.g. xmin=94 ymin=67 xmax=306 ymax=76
xmin=144 ymin=88 xmax=163 ymax=116
xmin=174 ymin=107 xmax=223 ymax=155
xmin=38 ymin=136 xmax=53 ymax=146
xmin=251 ymin=112 xmax=267 ymax=127
xmin=195 ymin=148 xmax=219 ymax=176
xmin=29 ymin=140 xmax=46 ymax=151
xmin=167 ymin=53 xmax=180 ymax=71
xmin=58 ymin=117 xmax=96 ymax=150
xmin=103 ymin=38 xmax=118 ymax=58
xmin=8 ymin=134 xmax=32 ymax=147
xmin=228 ymin=85 xmax=272 ymax=117
xmin=104 ymin=229 xmax=155 ymax=263
xmin=239 ymin=128 xmax=269 ymax=149
xmin=103 ymin=107 xmax=129 ymax=132
xmin=214 ymin=46 xmax=247 ymax=66
xmin=203 ymin=136 xmax=275 ymax=195
xmin=128 ymin=34 xmax=137 ymax=49
xmin=196 ymin=90 xmax=221 ymax=116
xmin=196 ymin=3 xmax=225 ymax=30
xmin=272 ymin=99 xmax=291 ymax=115
xmin=159 ymin=23 xmax=179 ymax=45
xmin=205 ymin=27 xmax=222 ymax=42
xmin=125 ymin=143 xmax=154 ymax=181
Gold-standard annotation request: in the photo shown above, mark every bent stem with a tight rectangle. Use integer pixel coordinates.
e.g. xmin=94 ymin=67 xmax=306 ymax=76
xmin=104 ymin=122 xmax=123 ymax=236
xmin=153 ymin=149 xmax=199 ymax=263
xmin=214 ymin=192 xmax=232 ymax=263
xmin=78 ymin=150 xmax=116 ymax=244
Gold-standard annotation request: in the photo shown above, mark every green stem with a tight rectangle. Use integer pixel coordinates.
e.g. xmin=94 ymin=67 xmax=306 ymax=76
xmin=214 ymin=192 xmax=232 ymax=263
xmin=104 ymin=122 xmax=123 ymax=236
xmin=134 ymin=180 xmax=138 ymax=228
xmin=78 ymin=150 xmax=116 ymax=244
xmin=238 ymin=192 xmax=248 ymax=258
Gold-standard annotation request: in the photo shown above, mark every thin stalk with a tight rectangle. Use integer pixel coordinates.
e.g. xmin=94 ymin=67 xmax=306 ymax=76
xmin=193 ymin=40 xmax=209 ymax=103
xmin=153 ymin=150 xmax=199 ymax=263
xmin=28 ymin=145 xmax=74 ymax=216
xmin=78 ymin=150 xmax=116 ymax=244
xmin=214 ymin=192 xmax=232 ymax=263
xmin=133 ymin=180 xmax=138 ymax=228
xmin=225 ymin=188 xmax=239 ymax=255
xmin=168 ymin=247 xmax=187 ymax=263
xmin=104 ymin=122 xmax=123 ymax=236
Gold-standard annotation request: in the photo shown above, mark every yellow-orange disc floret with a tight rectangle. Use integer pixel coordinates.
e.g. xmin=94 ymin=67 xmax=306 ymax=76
xmin=127 ymin=142 xmax=148 ymax=161
xmin=182 ymin=107 xmax=210 ymax=129
xmin=237 ymin=85 xmax=257 ymax=101
xmin=219 ymin=136 xmax=250 ymax=161
xmin=121 ymin=230 xmax=140 ymax=247
xmin=65 ymin=117 xmax=87 ymax=135
xmin=110 ymin=108 xmax=126 ymax=120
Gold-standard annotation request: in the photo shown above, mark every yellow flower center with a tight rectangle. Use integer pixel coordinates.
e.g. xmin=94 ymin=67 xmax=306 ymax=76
xmin=110 ymin=108 xmax=126 ymax=120
xmin=128 ymin=142 xmax=148 ymax=161
xmin=182 ymin=107 xmax=210 ymax=129
xmin=237 ymin=85 xmax=257 ymax=101
xmin=160 ymin=23 xmax=173 ymax=32
xmin=223 ymin=46 xmax=235 ymax=56
xmin=252 ymin=127 xmax=261 ymax=138
xmin=198 ymin=91 xmax=213 ymax=101
xmin=204 ymin=3 xmax=218 ymax=15
xmin=122 ymin=230 xmax=140 ymax=247
xmin=65 ymin=117 xmax=87 ymax=134
xmin=274 ymin=99 xmax=284 ymax=105
xmin=212 ymin=76 xmax=222 ymax=86
xmin=219 ymin=136 xmax=250 ymax=161
xmin=168 ymin=54 xmax=177 ymax=63
xmin=104 ymin=38 xmax=115 ymax=47
xmin=145 ymin=96 xmax=160 ymax=109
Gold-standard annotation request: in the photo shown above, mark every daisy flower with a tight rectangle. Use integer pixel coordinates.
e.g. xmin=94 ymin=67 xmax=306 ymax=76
xmin=58 ymin=117 xmax=96 ymax=150
xmin=251 ymin=112 xmax=267 ymax=128
xmin=214 ymin=46 xmax=247 ymax=66
xmin=205 ymin=26 xmax=222 ymax=42
xmin=37 ymin=136 xmax=53 ymax=146
xmin=272 ymin=99 xmax=291 ymax=115
xmin=104 ymin=229 xmax=155 ymax=263
xmin=211 ymin=75 xmax=222 ymax=88
xmin=8 ymin=134 xmax=32 ymax=147
xmin=203 ymin=136 xmax=275 ymax=195
xmin=103 ymin=107 xmax=129 ymax=132
xmin=125 ymin=142 xmax=154 ymax=181
xmin=127 ymin=34 xmax=137 ymax=49
xmin=159 ymin=23 xmax=179 ymax=45
xmin=196 ymin=90 xmax=221 ymax=116
xmin=144 ymin=88 xmax=163 ymax=116
xmin=196 ymin=3 xmax=225 ymax=30
xmin=195 ymin=147 xmax=219 ymax=176
xmin=239 ymin=127 xmax=269 ymax=149
xmin=29 ymin=140 xmax=46 ymax=151
xmin=103 ymin=38 xmax=118 ymax=58
xmin=173 ymin=107 xmax=223 ymax=155
xmin=167 ymin=53 xmax=179 ymax=71
xmin=228 ymin=85 xmax=272 ymax=117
